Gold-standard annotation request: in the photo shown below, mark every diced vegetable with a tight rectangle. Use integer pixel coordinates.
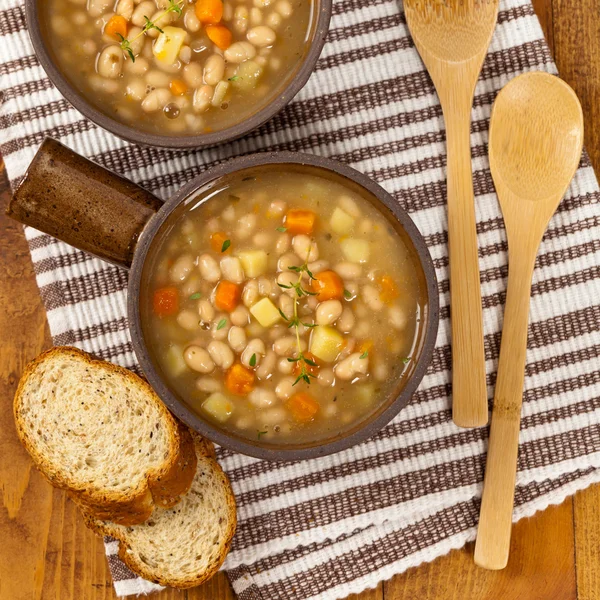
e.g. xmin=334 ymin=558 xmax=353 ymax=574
xmin=358 ymin=339 xmax=374 ymax=355
xmin=311 ymin=270 xmax=344 ymax=301
xmin=205 ymin=24 xmax=232 ymax=50
xmin=237 ymin=249 xmax=267 ymax=277
xmin=285 ymin=209 xmax=316 ymax=235
xmin=330 ymin=207 xmax=354 ymax=235
xmin=164 ymin=344 xmax=187 ymax=377
xmin=153 ymin=26 xmax=187 ymax=65
xmin=215 ymin=280 xmax=241 ymax=312
xmin=210 ymin=231 xmax=231 ymax=253
xmin=340 ymin=239 xmax=370 ymax=263
xmin=309 ymin=326 xmax=344 ymax=363
xmin=286 ymin=392 xmax=319 ymax=423
xmin=224 ymin=363 xmax=255 ymax=395
xmin=293 ymin=352 xmax=319 ymax=377
xmin=202 ymin=392 xmax=234 ymax=422
xmin=153 ymin=286 xmax=179 ymax=317
xmin=169 ymin=79 xmax=188 ymax=96
xmin=378 ymin=274 xmax=399 ymax=304
xmin=250 ymin=297 xmax=281 ymax=327
xmin=195 ymin=0 xmax=223 ymax=23
xmin=231 ymin=60 xmax=263 ymax=91
xmin=104 ymin=15 xmax=128 ymax=40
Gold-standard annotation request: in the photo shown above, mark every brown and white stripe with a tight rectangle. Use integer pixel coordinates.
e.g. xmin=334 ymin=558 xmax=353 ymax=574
xmin=2 ymin=0 xmax=600 ymax=597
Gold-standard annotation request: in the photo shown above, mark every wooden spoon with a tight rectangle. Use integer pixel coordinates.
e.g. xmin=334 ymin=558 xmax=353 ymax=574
xmin=404 ymin=0 xmax=499 ymax=428
xmin=474 ymin=72 xmax=584 ymax=570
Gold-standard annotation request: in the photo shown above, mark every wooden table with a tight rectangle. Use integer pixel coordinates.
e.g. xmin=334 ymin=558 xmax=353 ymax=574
xmin=2 ymin=1 xmax=600 ymax=598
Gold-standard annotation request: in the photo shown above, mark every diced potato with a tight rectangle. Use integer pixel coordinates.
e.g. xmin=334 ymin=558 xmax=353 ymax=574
xmin=164 ymin=344 xmax=187 ymax=377
xmin=231 ymin=60 xmax=263 ymax=91
xmin=202 ymin=392 xmax=234 ymax=422
xmin=238 ymin=249 xmax=268 ymax=277
xmin=354 ymin=383 xmax=376 ymax=407
xmin=309 ymin=326 xmax=344 ymax=363
xmin=330 ymin=207 xmax=354 ymax=235
xmin=340 ymin=239 xmax=370 ymax=263
xmin=153 ymin=26 xmax=186 ymax=65
xmin=250 ymin=297 xmax=282 ymax=328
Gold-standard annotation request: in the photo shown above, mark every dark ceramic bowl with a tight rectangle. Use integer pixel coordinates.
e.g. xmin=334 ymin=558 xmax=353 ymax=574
xmin=8 ymin=139 xmax=439 ymax=461
xmin=25 ymin=0 xmax=331 ymax=148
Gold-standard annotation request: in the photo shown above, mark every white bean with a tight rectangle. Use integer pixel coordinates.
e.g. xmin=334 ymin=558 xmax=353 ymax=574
xmin=316 ymin=300 xmax=343 ymax=325
xmin=196 ymin=377 xmax=221 ymax=392
xmin=278 ymin=252 xmax=301 ymax=272
xmin=193 ymin=85 xmax=214 ymax=112
xmin=256 ymin=350 xmax=276 ymax=380
xmin=241 ymin=338 xmax=266 ymax=367
xmin=131 ymin=0 xmax=155 ymax=26
xmin=169 ymin=253 xmax=194 ymax=282
xmin=278 ymin=294 xmax=294 ymax=319
xmin=318 ymin=368 xmax=335 ymax=387
xmin=184 ymin=346 xmax=214 ymax=373
xmin=268 ymin=324 xmax=287 ymax=340
xmin=267 ymin=199 xmax=287 ymax=217
xmin=257 ymin=277 xmax=272 ymax=297
xmin=277 ymin=357 xmax=293 ymax=374
xmin=230 ymin=305 xmax=250 ymax=326
xmin=275 ymin=377 xmax=295 ymax=400
xmin=211 ymin=80 xmax=229 ymax=107
xmin=220 ymin=256 xmax=244 ymax=284
xmin=203 ymin=54 xmax=225 ymax=85
xmin=252 ymin=232 xmax=272 ymax=248
xmin=233 ymin=5 xmax=249 ymax=33
xmin=141 ymin=88 xmax=171 ymax=112
xmin=183 ymin=62 xmax=204 ymax=88
xmin=198 ymin=299 xmax=215 ymax=322
xmin=275 ymin=0 xmax=292 ymax=17
xmin=308 ymin=260 xmax=329 ymax=275
xmin=242 ymin=279 xmax=259 ymax=307
xmin=358 ymin=219 xmax=373 ymax=235
xmin=183 ymin=6 xmax=201 ymax=31
xmin=249 ymin=6 xmax=262 ymax=25
xmin=337 ymin=307 xmax=355 ymax=333
xmin=338 ymin=195 xmax=361 ymax=218
xmin=208 ymin=340 xmax=234 ymax=370
xmin=276 ymin=272 xmax=297 ymax=294
xmin=248 ymin=387 xmax=276 ymax=408
xmin=266 ymin=11 xmax=281 ymax=29
xmin=292 ymin=234 xmax=318 ymax=262
xmin=146 ymin=9 xmax=176 ymax=37
xmin=335 ymin=352 xmax=368 ymax=381
xmin=176 ymin=310 xmax=199 ymax=331
xmin=198 ymin=254 xmax=221 ymax=282
xmin=127 ymin=26 xmax=145 ymax=56
xmin=260 ymin=407 xmax=286 ymax=426
xmin=363 ymin=284 xmax=384 ymax=311
xmin=228 ymin=326 xmax=247 ymax=352
xmin=146 ymin=70 xmax=171 ymax=88
xmin=374 ymin=361 xmax=389 ymax=382
xmin=335 ymin=261 xmax=362 ymax=279
xmin=275 ymin=233 xmax=290 ymax=255
xmin=338 ymin=337 xmax=356 ymax=360
xmin=345 ymin=280 xmax=359 ymax=297
xmin=125 ymin=79 xmax=146 ymax=101
xmin=87 ymin=0 xmax=111 ymax=16
xmin=389 ymin=305 xmax=408 ymax=330
xmin=236 ymin=213 xmax=257 ymax=239
xmin=210 ymin=317 xmax=229 ymax=340
xmin=247 ymin=25 xmax=275 ymax=47
xmin=97 ymin=45 xmax=123 ymax=79
xmin=124 ymin=54 xmax=148 ymax=75
xmin=115 ymin=0 xmax=134 ymax=19
xmin=221 ymin=205 xmax=235 ymax=222
xmin=274 ymin=336 xmax=305 ymax=356
xmin=179 ymin=45 xmax=192 ymax=64
xmin=224 ymin=41 xmax=257 ymax=63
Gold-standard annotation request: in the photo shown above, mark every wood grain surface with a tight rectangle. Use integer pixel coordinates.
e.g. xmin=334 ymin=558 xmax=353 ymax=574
xmin=1 ymin=1 xmax=600 ymax=598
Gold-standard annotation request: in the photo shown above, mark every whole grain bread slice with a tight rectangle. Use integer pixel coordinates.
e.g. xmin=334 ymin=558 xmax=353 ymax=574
xmin=14 ymin=346 xmax=197 ymax=526
xmin=86 ymin=433 xmax=237 ymax=589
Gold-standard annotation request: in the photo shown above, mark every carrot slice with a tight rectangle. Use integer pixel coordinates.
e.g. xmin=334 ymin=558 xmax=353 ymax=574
xmin=195 ymin=0 xmax=223 ymax=23
xmin=152 ymin=286 xmax=179 ymax=317
xmin=311 ymin=270 xmax=344 ymax=301
xmin=286 ymin=392 xmax=319 ymax=423
xmin=205 ymin=24 xmax=232 ymax=50
xmin=169 ymin=79 xmax=188 ymax=96
xmin=210 ymin=231 xmax=231 ymax=253
xmin=378 ymin=274 xmax=399 ymax=304
xmin=104 ymin=14 xmax=128 ymax=40
xmin=215 ymin=280 xmax=241 ymax=312
xmin=225 ymin=363 xmax=255 ymax=396
xmin=292 ymin=352 xmax=319 ymax=377
xmin=284 ymin=209 xmax=316 ymax=235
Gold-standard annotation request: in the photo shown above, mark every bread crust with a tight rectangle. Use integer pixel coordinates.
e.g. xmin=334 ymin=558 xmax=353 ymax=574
xmin=14 ymin=346 xmax=196 ymax=526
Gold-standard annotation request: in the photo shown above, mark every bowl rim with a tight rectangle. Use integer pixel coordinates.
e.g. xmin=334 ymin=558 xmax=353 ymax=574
xmin=25 ymin=0 xmax=332 ymax=149
xmin=128 ymin=152 xmax=440 ymax=461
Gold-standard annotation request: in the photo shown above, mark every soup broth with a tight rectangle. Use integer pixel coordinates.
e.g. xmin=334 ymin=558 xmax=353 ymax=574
xmin=42 ymin=0 xmax=311 ymax=135
xmin=143 ymin=167 xmax=424 ymax=445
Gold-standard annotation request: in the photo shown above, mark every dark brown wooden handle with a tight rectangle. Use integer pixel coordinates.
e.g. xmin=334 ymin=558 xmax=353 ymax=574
xmin=6 ymin=137 xmax=163 ymax=269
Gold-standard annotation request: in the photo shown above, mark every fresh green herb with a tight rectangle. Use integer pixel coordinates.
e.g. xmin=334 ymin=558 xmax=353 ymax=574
xmin=189 ymin=292 xmax=202 ymax=300
xmin=276 ymin=226 xmax=287 ymax=233
xmin=228 ymin=75 xmax=240 ymax=81
xmin=257 ymin=430 xmax=267 ymax=439
xmin=143 ymin=15 xmax=163 ymax=34
xmin=221 ymin=239 xmax=231 ymax=253
xmin=249 ymin=353 xmax=257 ymax=367
xmin=343 ymin=289 xmax=352 ymax=299
xmin=360 ymin=351 xmax=369 ymax=359
xmin=402 ymin=357 xmax=411 ymax=364
xmin=116 ymin=34 xmax=135 ymax=62
xmin=217 ymin=318 xmax=227 ymax=330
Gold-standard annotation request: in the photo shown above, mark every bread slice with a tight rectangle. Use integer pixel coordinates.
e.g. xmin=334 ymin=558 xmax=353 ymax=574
xmin=14 ymin=346 xmax=197 ymax=526
xmin=86 ymin=433 xmax=237 ymax=589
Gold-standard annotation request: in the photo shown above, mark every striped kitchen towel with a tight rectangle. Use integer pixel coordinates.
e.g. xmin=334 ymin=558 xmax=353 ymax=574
xmin=2 ymin=0 xmax=600 ymax=598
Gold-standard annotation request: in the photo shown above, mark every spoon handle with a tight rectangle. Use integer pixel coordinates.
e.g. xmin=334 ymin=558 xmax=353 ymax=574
xmin=445 ymin=105 xmax=488 ymax=428
xmin=474 ymin=248 xmax=537 ymax=570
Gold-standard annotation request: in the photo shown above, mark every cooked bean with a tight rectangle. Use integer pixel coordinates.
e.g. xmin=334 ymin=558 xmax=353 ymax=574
xmin=335 ymin=352 xmax=368 ymax=380
xmin=241 ymin=338 xmax=266 ymax=367
xmin=249 ymin=6 xmax=262 ymax=25
xmin=208 ymin=340 xmax=234 ymax=369
xmin=223 ymin=0 xmax=234 ymax=20
xmin=193 ymin=85 xmax=214 ymax=112
xmin=247 ymin=25 xmax=275 ymax=47
xmin=81 ymin=39 xmax=97 ymax=55
xmin=179 ymin=45 xmax=192 ymax=64
xmin=363 ymin=284 xmax=384 ymax=311
xmin=322 ymin=402 xmax=338 ymax=417
xmin=177 ymin=309 xmax=200 ymax=331
xmin=277 ymin=357 xmax=293 ymax=374
xmin=236 ymin=213 xmax=257 ymax=239
xmin=317 ymin=368 xmax=335 ymax=387
xmin=169 ymin=253 xmax=194 ymax=282
xmin=254 ymin=0 xmax=272 ymax=6
xmin=141 ymin=88 xmax=171 ymax=112
xmin=221 ymin=205 xmax=235 ymax=222
xmin=242 ymin=279 xmax=259 ymax=307
xmin=257 ymin=277 xmax=272 ymax=297
xmin=125 ymin=79 xmax=146 ymax=101
xmin=278 ymin=252 xmax=302 ymax=272
xmin=146 ymin=70 xmax=171 ymax=88
xmin=183 ymin=62 xmax=204 ymax=88
xmin=220 ymin=256 xmax=244 ymax=284
xmin=275 ymin=376 xmax=295 ymax=400
xmin=248 ymin=387 xmax=276 ymax=408
xmin=316 ymin=300 xmax=343 ymax=325
xmin=278 ymin=294 xmax=294 ymax=320
xmin=87 ymin=0 xmax=111 ymax=17
xmin=228 ymin=326 xmax=247 ymax=352
xmin=146 ymin=9 xmax=176 ymax=37
xmin=307 ymin=260 xmax=329 ymax=274
xmin=184 ymin=345 xmax=214 ymax=373
xmin=97 ymin=45 xmax=123 ymax=79
xmin=196 ymin=377 xmax=221 ymax=393
xmin=345 ymin=280 xmax=359 ymax=297
xmin=274 ymin=336 xmax=305 ymax=356
xmin=268 ymin=325 xmax=287 ymax=340
xmin=230 ymin=305 xmax=249 ymax=327
xmin=233 ymin=5 xmax=249 ymax=33
xmin=389 ymin=305 xmax=408 ymax=330
xmin=335 ymin=261 xmax=362 ymax=279
xmin=210 ymin=317 xmax=229 ymax=340
xmin=211 ymin=80 xmax=229 ymax=107
xmin=277 ymin=271 xmax=297 ymax=293
xmin=338 ymin=195 xmax=361 ymax=217
xmin=115 ymin=0 xmax=133 ymax=19
xmin=183 ymin=6 xmax=201 ymax=31
xmin=338 ymin=337 xmax=356 ymax=360
xmin=252 ymin=232 xmax=273 ymax=248
xmin=124 ymin=28 xmax=145 ymax=58
xmin=256 ymin=350 xmax=276 ymax=380
xmin=275 ymin=0 xmax=292 ymax=17
xmin=373 ymin=360 xmax=389 ymax=381
xmin=306 ymin=295 xmax=319 ymax=311
xmin=292 ymin=234 xmax=318 ymax=262
xmin=354 ymin=320 xmax=370 ymax=338
xmin=267 ymin=199 xmax=287 ymax=217
xmin=203 ymin=54 xmax=226 ymax=86
xmin=260 ymin=407 xmax=286 ymax=425
xmin=266 ymin=11 xmax=281 ymax=29
xmin=337 ymin=307 xmax=355 ymax=333
xmin=275 ymin=233 xmax=290 ymax=255
xmin=224 ymin=41 xmax=256 ymax=63
xmin=247 ymin=321 xmax=265 ymax=337
xmin=359 ymin=219 xmax=373 ymax=235
xmin=198 ymin=254 xmax=221 ymax=282
xmin=234 ymin=415 xmax=255 ymax=430
xmin=198 ymin=299 xmax=215 ymax=322
xmin=131 ymin=0 xmax=155 ymax=26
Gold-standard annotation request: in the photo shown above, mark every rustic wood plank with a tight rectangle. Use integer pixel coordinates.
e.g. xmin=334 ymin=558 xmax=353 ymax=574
xmin=531 ymin=0 xmax=554 ymax=54
xmin=574 ymin=486 xmax=600 ymax=600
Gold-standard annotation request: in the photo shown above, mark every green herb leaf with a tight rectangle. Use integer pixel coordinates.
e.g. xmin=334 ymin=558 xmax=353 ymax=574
xmin=287 ymin=357 xmax=300 ymax=362
xmin=117 ymin=34 xmax=136 ymax=62
xmin=257 ymin=430 xmax=267 ymax=439
xmin=217 ymin=318 xmax=227 ymax=330
xmin=302 ymin=322 xmax=317 ymax=328
xmin=249 ymin=353 xmax=257 ymax=367
xmin=221 ymin=239 xmax=231 ymax=252
xmin=228 ymin=75 xmax=240 ymax=82
xmin=305 ymin=267 xmax=316 ymax=280
xmin=276 ymin=226 xmax=287 ymax=232
xmin=287 ymin=265 xmax=302 ymax=272
xmin=402 ymin=357 xmax=411 ymax=364
xmin=189 ymin=292 xmax=201 ymax=300
xmin=143 ymin=15 xmax=163 ymax=34
xmin=277 ymin=282 xmax=292 ymax=289
xmin=292 ymin=374 xmax=304 ymax=386
xmin=278 ymin=308 xmax=289 ymax=321
xmin=304 ymin=357 xmax=318 ymax=366
xmin=360 ymin=351 xmax=369 ymax=359
xmin=343 ymin=289 xmax=352 ymax=299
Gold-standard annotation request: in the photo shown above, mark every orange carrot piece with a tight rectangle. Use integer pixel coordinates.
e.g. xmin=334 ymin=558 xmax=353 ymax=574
xmin=215 ymin=280 xmax=241 ymax=312
xmin=104 ymin=14 xmax=128 ymax=40
xmin=195 ymin=0 xmax=223 ymax=23
xmin=286 ymin=392 xmax=319 ymax=423
xmin=210 ymin=231 xmax=231 ymax=253
xmin=292 ymin=352 xmax=319 ymax=377
xmin=225 ymin=363 xmax=255 ymax=396
xmin=311 ymin=270 xmax=344 ymax=301
xmin=378 ymin=274 xmax=399 ymax=304
xmin=358 ymin=339 xmax=374 ymax=355
xmin=205 ymin=24 xmax=232 ymax=50
xmin=284 ymin=209 xmax=316 ymax=235
xmin=169 ymin=79 xmax=188 ymax=96
xmin=152 ymin=286 xmax=179 ymax=317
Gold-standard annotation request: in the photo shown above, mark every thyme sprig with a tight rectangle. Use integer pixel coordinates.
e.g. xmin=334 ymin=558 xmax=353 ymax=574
xmin=117 ymin=0 xmax=183 ymax=62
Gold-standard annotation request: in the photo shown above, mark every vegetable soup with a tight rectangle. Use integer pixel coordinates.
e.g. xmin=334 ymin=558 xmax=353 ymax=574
xmin=142 ymin=167 xmax=425 ymax=445
xmin=41 ymin=0 xmax=311 ymax=134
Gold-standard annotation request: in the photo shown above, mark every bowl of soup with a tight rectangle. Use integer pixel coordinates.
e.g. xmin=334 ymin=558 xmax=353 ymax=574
xmin=26 ymin=0 xmax=331 ymax=146
xmin=9 ymin=140 xmax=439 ymax=460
